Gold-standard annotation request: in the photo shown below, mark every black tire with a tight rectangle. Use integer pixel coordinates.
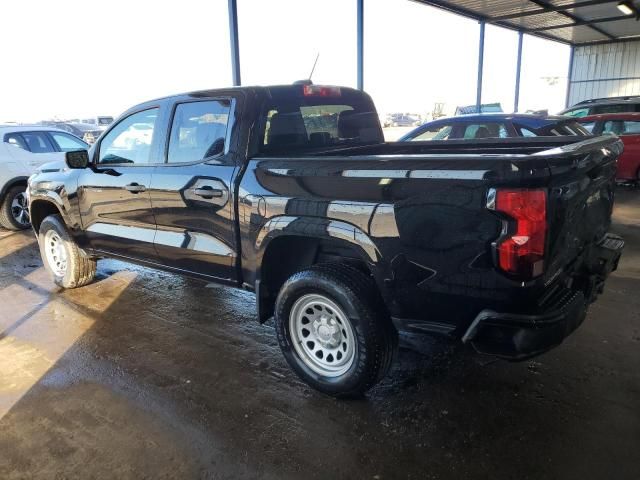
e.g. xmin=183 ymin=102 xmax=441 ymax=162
xmin=0 ymin=185 xmax=30 ymax=230
xmin=275 ymin=263 xmax=397 ymax=397
xmin=38 ymin=214 xmax=96 ymax=288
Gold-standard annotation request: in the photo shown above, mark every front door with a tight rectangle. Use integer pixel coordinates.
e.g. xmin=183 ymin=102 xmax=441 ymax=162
xmin=78 ymin=108 xmax=161 ymax=260
xmin=149 ymin=98 xmax=238 ymax=282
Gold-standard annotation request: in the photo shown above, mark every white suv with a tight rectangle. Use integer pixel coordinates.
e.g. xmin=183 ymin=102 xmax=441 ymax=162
xmin=0 ymin=126 xmax=87 ymax=230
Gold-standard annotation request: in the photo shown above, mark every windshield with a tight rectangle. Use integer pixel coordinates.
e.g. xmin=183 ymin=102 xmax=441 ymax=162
xmin=260 ymin=86 xmax=383 ymax=154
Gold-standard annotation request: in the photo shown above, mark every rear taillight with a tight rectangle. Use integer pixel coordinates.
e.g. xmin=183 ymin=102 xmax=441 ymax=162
xmin=489 ymin=188 xmax=547 ymax=279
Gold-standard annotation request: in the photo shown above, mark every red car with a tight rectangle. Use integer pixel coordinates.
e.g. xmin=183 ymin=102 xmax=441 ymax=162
xmin=578 ymin=113 xmax=640 ymax=182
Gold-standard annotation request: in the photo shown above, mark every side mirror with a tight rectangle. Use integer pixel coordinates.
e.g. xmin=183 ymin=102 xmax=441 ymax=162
xmin=65 ymin=149 xmax=89 ymax=169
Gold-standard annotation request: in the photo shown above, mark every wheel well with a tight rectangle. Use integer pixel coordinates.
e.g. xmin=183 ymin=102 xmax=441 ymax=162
xmin=257 ymin=236 xmax=371 ymax=322
xmin=30 ymin=200 xmax=62 ymax=233
xmin=1 ymin=178 xmax=28 ymax=202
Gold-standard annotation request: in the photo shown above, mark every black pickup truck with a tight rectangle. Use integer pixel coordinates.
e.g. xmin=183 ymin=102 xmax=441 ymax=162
xmin=28 ymin=84 xmax=624 ymax=396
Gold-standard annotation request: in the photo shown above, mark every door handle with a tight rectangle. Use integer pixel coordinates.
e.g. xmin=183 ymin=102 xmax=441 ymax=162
xmin=193 ymin=186 xmax=224 ymax=199
xmin=125 ymin=183 xmax=147 ymax=193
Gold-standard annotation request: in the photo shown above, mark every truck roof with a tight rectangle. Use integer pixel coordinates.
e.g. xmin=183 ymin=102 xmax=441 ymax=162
xmin=125 ymin=84 xmax=370 ymax=115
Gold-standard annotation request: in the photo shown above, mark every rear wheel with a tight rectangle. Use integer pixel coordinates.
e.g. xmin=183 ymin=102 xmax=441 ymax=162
xmin=275 ymin=263 xmax=397 ymax=397
xmin=38 ymin=214 xmax=96 ymax=288
xmin=0 ymin=185 xmax=30 ymax=230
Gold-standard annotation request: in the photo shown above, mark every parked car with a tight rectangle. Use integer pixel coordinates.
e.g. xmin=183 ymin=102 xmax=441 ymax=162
xmin=81 ymin=116 xmax=115 ymax=131
xmin=42 ymin=122 xmax=103 ymax=144
xmin=0 ymin=126 xmax=87 ymax=230
xmin=384 ymin=113 xmax=421 ymax=127
xmin=577 ymin=113 xmax=640 ymax=182
xmin=398 ymin=113 xmax=590 ymax=141
xmin=560 ymin=95 xmax=640 ymax=118
xmin=28 ymin=84 xmax=623 ymax=397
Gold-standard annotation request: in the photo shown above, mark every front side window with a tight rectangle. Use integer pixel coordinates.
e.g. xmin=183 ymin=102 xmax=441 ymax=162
xmin=50 ymin=132 xmax=88 ymax=151
xmin=602 ymin=120 xmax=624 ymax=135
xmin=98 ymin=109 xmax=158 ymax=165
xmin=461 ymin=123 xmax=508 ymax=139
xmin=21 ymin=132 xmax=56 ymax=153
xmin=167 ymin=100 xmax=231 ymax=163
xmin=409 ymin=124 xmax=452 ymax=141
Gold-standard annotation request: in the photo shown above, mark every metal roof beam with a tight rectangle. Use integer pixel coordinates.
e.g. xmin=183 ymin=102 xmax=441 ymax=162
xmin=410 ymin=0 xmax=572 ymax=44
xmin=528 ymin=14 xmax=635 ymax=33
xmin=492 ymin=0 xmax=620 ymax=22
xmin=527 ymin=0 xmax=616 ymax=39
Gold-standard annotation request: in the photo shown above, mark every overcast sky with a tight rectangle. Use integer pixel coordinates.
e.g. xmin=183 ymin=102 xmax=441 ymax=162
xmin=0 ymin=0 xmax=570 ymax=122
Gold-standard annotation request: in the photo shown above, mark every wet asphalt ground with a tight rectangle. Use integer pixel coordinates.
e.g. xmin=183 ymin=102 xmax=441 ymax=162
xmin=0 ymin=189 xmax=639 ymax=480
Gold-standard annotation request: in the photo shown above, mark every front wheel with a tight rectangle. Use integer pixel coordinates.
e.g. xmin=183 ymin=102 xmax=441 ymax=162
xmin=275 ymin=263 xmax=397 ymax=397
xmin=0 ymin=185 xmax=30 ymax=230
xmin=38 ymin=214 xmax=97 ymax=288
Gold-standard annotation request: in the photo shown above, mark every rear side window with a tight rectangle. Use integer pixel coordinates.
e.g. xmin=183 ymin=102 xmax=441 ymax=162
xmin=261 ymin=86 xmax=383 ymax=153
xmin=515 ymin=121 xmax=589 ymax=137
xmin=604 ymin=120 xmax=640 ymax=135
xmin=21 ymin=132 xmax=56 ymax=153
xmin=4 ymin=133 xmax=28 ymax=150
xmin=622 ymin=121 xmax=640 ymax=134
xmin=593 ymin=104 xmax=632 ymax=115
xmin=168 ymin=100 xmax=231 ymax=163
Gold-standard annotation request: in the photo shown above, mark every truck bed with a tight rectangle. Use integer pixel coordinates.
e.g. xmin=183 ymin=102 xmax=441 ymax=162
xmin=242 ymin=135 xmax=623 ymax=337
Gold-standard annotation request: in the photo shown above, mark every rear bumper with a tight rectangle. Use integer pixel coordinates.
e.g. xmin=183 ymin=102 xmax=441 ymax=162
xmin=461 ymin=233 xmax=624 ymax=360
xmin=461 ymin=291 xmax=587 ymax=360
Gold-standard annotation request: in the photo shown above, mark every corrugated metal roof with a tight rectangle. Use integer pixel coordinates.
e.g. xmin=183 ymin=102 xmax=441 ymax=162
xmin=412 ymin=0 xmax=640 ymax=45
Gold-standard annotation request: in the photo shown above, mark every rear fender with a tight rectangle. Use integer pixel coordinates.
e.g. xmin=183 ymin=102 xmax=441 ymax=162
xmin=255 ymin=215 xmax=381 ymax=265
xmin=253 ymin=215 xmax=389 ymax=322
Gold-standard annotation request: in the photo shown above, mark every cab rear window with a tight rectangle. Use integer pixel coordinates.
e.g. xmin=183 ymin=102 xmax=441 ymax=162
xmin=261 ymin=86 xmax=383 ymax=153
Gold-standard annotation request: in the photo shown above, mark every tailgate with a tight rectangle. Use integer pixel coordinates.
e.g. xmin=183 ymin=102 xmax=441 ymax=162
xmin=538 ymin=135 xmax=624 ymax=283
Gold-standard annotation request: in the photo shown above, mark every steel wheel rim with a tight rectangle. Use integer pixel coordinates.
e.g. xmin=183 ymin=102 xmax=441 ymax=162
xmin=289 ymin=293 xmax=356 ymax=377
xmin=44 ymin=230 xmax=67 ymax=277
xmin=11 ymin=191 xmax=30 ymax=226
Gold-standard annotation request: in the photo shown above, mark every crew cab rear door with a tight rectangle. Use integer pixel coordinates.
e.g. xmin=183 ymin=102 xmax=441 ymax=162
xmin=148 ymin=97 xmax=239 ymax=282
xmin=77 ymin=108 xmax=161 ymax=260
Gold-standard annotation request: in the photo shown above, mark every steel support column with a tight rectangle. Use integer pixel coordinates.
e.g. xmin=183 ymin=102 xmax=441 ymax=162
xmin=565 ymin=45 xmax=575 ymax=108
xmin=476 ymin=21 xmax=485 ymax=113
xmin=228 ymin=0 xmax=241 ymax=86
xmin=514 ymin=31 xmax=524 ymax=112
xmin=357 ymin=0 xmax=364 ymax=90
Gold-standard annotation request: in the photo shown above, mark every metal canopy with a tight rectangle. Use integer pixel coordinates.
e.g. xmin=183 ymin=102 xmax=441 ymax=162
xmin=412 ymin=0 xmax=640 ymax=45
